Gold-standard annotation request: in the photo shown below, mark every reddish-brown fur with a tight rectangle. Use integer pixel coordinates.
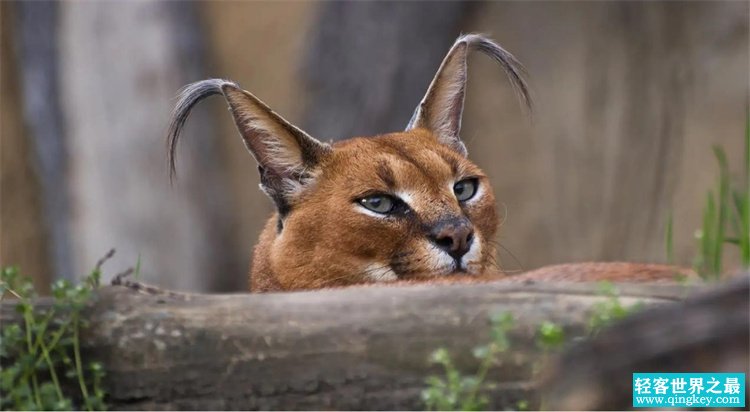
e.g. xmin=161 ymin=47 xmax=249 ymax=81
xmin=503 ymin=262 xmax=697 ymax=283
xmin=250 ymin=128 xmax=499 ymax=291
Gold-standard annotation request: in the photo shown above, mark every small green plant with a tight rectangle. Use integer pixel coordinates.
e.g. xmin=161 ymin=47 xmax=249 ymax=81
xmin=663 ymin=115 xmax=749 ymax=280
xmin=665 ymin=211 xmax=674 ymax=265
xmin=691 ymin=117 xmax=750 ymax=279
xmin=0 ymin=254 xmax=110 ymax=411
xmin=422 ymin=312 xmax=515 ymax=411
xmin=515 ymin=399 xmax=530 ymax=411
xmin=133 ymin=254 xmax=142 ymax=281
xmin=740 ymin=116 xmax=750 ymax=266
xmin=422 ymin=282 xmax=645 ymax=410
xmin=536 ymin=321 xmax=565 ymax=352
xmin=587 ymin=281 xmax=644 ymax=335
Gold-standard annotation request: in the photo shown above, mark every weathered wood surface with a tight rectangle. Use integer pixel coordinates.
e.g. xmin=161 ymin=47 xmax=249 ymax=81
xmin=541 ymin=274 xmax=750 ymax=410
xmin=2 ymin=279 xmax=707 ymax=410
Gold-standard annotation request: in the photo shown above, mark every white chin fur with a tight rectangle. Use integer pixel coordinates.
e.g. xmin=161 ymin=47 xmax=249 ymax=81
xmin=460 ymin=234 xmax=482 ymax=274
xmin=363 ymin=263 xmax=398 ymax=282
xmin=426 ymin=243 xmax=459 ymax=275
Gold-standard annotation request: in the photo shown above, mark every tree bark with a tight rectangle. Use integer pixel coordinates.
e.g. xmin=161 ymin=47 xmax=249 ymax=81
xmin=57 ymin=1 xmax=241 ymax=291
xmin=1 ymin=279 xmax=706 ymax=410
xmin=10 ymin=0 xmax=72 ymax=283
xmin=0 ymin=1 xmax=52 ymax=291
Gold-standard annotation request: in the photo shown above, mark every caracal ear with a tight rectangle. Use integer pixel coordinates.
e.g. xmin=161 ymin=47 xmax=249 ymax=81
xmin=405 ymin=34 xmax=532 ymax=156
xmin=167 ymin=79 xmax=331 ymax=217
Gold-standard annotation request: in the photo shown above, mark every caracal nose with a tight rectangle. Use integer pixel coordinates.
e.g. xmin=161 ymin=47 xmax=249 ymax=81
xmin=430 ymin=219 xmax=474 ymax=260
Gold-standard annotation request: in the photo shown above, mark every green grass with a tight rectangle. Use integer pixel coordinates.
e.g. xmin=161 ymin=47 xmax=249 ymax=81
xmin=689 ymin=115 xmax=750 ymax=279
xmin=0 ymin=255 xmax=110 ymax=411
xmin=665 ymin=211 xmax=674 ymax=265
xmin=738 ymin=114 xmax=750 ymax=266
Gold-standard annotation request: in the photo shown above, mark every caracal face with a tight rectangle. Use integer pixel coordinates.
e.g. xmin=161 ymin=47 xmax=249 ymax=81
xmin=267 ymin=128 xmax=499 ymax=290
xmin=167 ymin=34 xmax=531 ymax=291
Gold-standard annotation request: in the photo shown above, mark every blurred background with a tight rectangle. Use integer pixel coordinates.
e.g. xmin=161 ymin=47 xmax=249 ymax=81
xmin=1 ymin=1 xmax=747 ymax=293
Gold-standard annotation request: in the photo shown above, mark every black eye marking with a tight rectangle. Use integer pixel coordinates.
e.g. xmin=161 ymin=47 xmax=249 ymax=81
xmin=453 ymin=178 xmax=478 ymax=202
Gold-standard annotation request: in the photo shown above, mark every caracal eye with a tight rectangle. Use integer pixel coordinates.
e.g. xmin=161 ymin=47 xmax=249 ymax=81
xmin=453 ymin=178 xmax=478 ymax=202
xmin=358 ymin=195 xmax=395 ymax=214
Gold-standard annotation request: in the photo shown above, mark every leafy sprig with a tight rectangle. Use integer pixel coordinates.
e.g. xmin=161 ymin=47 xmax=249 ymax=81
xmin=0 ymin=251 xmax=112 ymax=411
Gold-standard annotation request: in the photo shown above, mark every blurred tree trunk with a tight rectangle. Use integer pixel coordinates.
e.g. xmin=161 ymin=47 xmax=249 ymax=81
xmin=1 ymin=2 xmax=53 ymax=292
xmin=8 ymin=1 xmax=71 ymax=285
xmin=302 ymin=1 xmax=476 ymax=140
xmin=584 ymin=2 xmax=692 ymax=262
xmin=56 ymin=1 xmax=242 ymax=291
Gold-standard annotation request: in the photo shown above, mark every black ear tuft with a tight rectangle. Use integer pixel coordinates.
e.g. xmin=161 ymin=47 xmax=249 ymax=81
xmin=405 ymin=34 xmax=532 ymax=156
xmin=167 ymin=79 xmax=331 ymax=215
xmin=167 ymin=79 xmax=237 ymax=181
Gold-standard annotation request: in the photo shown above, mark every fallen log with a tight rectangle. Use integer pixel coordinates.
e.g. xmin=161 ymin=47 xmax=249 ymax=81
xmin=541 ymin=274 xmax=749 ymax=410
xmin=1 ymin=278 xmax=704 ymax=410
